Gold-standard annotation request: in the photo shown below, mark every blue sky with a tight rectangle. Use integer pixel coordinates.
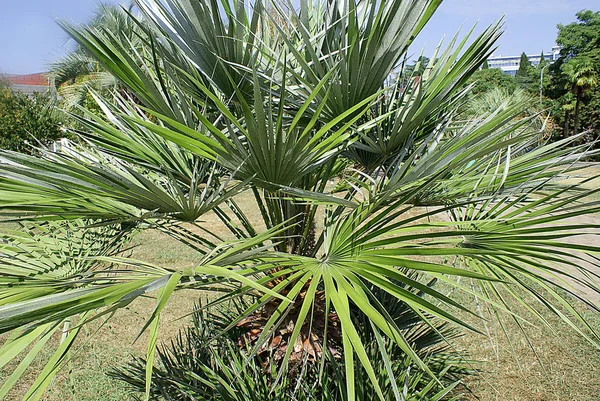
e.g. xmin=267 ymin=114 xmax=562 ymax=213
xmin=0 ymin=0 xmax=598 ymax=74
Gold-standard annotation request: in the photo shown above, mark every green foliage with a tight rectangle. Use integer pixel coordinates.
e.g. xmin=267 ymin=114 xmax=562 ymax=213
xmin=576 ymin=85 xmax=600 ymax=135
xmin=0 ymin=83 xmax=64 ymax=153
xmin=0 ymin=220 xmax=135 ymax=400
xmin=538 ymin=51 xmax=548 ymax=69
xmin=517 ymin=52 xmax=531 ymax=76
xmin=464 ymin=87 xmax=538 ymax=119
xmin=466 ymin=68 xmax=516 ymax=95
xmin=563 ymin=56 xmax=599 ymax=94
xmin=562 ymin=56 xmax=599 ymax=134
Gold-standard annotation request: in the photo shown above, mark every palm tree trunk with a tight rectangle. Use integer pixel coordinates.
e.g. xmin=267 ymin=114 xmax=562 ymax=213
xmin=574 ymin=89 xmax=582 ymax=135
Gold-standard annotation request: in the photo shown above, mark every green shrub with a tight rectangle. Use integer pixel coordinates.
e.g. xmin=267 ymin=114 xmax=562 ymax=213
xmin=0 ymin=82 xmax=64 ymax=153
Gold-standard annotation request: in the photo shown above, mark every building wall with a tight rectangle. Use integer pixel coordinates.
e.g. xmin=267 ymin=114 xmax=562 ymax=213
xmin=7 ymin=84 xmax=49 ymax=95
xmin=487 ymin=46 xmax=561 ymax=75
xmin=2 ymin=73 xmax=50 ymax=95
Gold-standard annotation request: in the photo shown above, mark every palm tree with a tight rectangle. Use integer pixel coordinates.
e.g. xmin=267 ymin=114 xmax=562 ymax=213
xmin=562 ymin=56 xmax=599 ymax=135
xmin=48 ymin=2 xmax=140 ymax=109
xmin=1 ymin=0 xmax=600 ymax=399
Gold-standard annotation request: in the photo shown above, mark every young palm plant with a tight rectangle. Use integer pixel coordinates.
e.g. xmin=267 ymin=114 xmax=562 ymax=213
xmin=1 ymin=0 xmax=600 ymax=400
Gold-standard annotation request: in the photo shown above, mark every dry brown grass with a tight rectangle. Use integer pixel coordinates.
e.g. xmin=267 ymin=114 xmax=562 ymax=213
xmin=450 ymin=286 xmax=600 ymax=401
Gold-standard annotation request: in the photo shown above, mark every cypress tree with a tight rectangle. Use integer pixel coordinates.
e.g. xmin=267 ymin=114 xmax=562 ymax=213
xmin=516 ymin=52 xmax=535 ymax=89
xmin=516 ymin=52 xmax=531 ymax=76
xmin=482 ymin=60 xmax=489 ymax=69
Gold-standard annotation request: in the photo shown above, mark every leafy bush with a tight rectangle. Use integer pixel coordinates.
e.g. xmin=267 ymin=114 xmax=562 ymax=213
xmin=466 ymin=68 xmax=516 ymax=95
xmin=0 ymin=82 xmax=64 ymax=152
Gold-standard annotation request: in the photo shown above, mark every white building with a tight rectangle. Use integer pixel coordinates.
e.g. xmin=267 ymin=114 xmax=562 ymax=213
xmin=487 ymin=46 xmax=561 ymax=76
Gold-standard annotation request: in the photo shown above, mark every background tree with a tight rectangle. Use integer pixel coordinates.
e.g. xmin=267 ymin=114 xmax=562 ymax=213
xmin=538 ymin=50 xmax=548 ymax=69
xmin=515 ymin=52 xmax=536 ymax=89
xmin=556 ymin=10 xmax=600 ymax=58
xmin=403 ymin=56 xmax=431 ymax=77
xmin=546 ymin=9 xmax=600 ymax=143
xmin=562 ymin=56 xmax=599 ymax=134
xmin=537 ymin=51 xmax=551 ymax=95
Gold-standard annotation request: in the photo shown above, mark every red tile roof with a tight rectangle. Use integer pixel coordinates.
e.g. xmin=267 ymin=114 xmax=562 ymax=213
xmin=5 ymin=73 xmax=49 ymax=86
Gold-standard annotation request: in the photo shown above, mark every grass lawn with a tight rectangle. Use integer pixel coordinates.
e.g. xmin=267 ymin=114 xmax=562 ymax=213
xmin=2 ymin=167 xmax=600 ymax=401
xmin=561 ymin=163 xmax=600 ymax=202
xmin=452 ymin=284 xmax=600 ymax=400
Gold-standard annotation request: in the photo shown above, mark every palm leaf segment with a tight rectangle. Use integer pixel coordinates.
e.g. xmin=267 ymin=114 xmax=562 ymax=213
xmin=1 ymin=0 xmax=600 ymax=400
